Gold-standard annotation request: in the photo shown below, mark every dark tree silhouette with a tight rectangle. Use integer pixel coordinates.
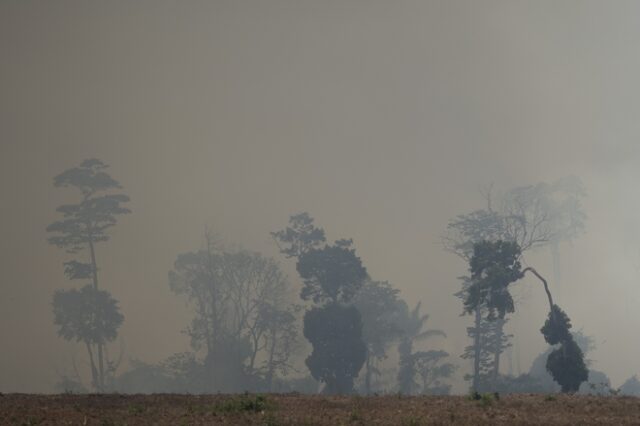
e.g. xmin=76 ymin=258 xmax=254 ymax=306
xmin=297 ymin=241 xmax=367 ymax=305
xmin=463 ymin=240 xmax=522 ymax=390
xmin=465 ymin=240 xmax=588 ymax=393
xmin=274 ymin=213 xmax=367 ymax=394
xmin=444 ymin=178 xmax=586 ymax=389
xmin=303 ymin=304 xmax=367 ymax=394
xmin=271 ymin=212 xmax=326 ymax=258
xmin=466 ymin=240 xmax=523 ymax=320
xmin=540 ymin=305 xmax=588 ymax=393
xmin=47 ymin=159 xmax=130 ymax=391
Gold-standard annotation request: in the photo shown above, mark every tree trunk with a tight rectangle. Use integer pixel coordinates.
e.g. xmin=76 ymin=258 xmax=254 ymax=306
xmin=492 ymin=319 xmax=503 ymax=386
xmin=85 ymin=342 xmax=99 ymax=390
xmin=364 ymin=351 xmax=372 ymax=394
xmin=266 ymin=328 xmax=277 ymax=392
xmin=87 ymin=235 xmax=106 ymax=391
xmin=472 ymin=306 xmax=482 ymax=391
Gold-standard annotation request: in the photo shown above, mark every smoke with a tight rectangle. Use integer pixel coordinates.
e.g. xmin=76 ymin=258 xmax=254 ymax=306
xmin=2 ymin=0 xmax=640 ymax=392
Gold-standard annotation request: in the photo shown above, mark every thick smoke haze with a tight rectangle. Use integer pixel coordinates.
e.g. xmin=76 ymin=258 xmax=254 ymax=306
xmin=2 ymin=0 xmax=640 ymax=392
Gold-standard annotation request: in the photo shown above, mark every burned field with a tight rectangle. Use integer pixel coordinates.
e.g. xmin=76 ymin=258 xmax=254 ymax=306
xmin=2 ymin=393 xmax=640 ymax=425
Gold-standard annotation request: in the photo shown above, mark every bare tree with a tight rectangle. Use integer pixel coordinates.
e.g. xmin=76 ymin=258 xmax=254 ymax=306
xmin=168 ymin=232 xmax=299 ymax=391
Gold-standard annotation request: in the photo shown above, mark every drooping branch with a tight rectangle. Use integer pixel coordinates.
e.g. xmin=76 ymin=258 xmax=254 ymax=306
xmin=522 ymin=267 xmax=554 ymax=313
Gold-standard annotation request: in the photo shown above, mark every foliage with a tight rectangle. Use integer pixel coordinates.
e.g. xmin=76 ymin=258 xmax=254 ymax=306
xmin=47 ymin=159 xmax=130 ymax=392
xmin=460 ymin=307 xmax=512 ymax=391
xmin=540 ymin=305 xmax=573 ymax=345
xmin=413 ymin=349 xmax=456 ymax=395
xmin=168 ymin=235 xmax=298 ymax=392
xmin=459 ymin=240 xmax=521 ymax=391
xmin=53 ymin=285 xmax=123 ymax=344
xmin=47 ymin=159 xmax=131 ymax=254
xmin=466 ymin=240 xmax=523 ymax=319
xmin=271 ymin=212 xmax=326 ymax=258
xmin=541 ymin=305 xmax=588 ymax=393
xmin=214 ymin=394 xmax=272 ymax=414
xmin=275 ymin=212 xmax=369 ymax=394
xmin=529 ymin=331 xmax=598 ymax=394
xmin=444 ymin=179 xmax=587 ymax=392
xmin=303 ymin=303 xmax=367 ymax=394
xmin=546 ymin=339 xmax=588 ymax=393
xmin=297 ymin=241 xmax=367 ymax=305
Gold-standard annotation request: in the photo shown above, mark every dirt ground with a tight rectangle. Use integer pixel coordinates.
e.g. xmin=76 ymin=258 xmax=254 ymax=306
xmin=2 ymin=393 xmax=640 ymax=425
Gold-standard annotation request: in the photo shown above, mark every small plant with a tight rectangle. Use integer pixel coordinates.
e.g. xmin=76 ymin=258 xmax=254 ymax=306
xmin=401 ymin=416 xmax=422 ymax=426
xmin=479 ymin=392 xmax=494 ymax=407
xmin=128 ymin=404 xmax=146 ymax=415
xmin=544 ymin=394 xmax=556 ymax=402
xmin=349 ymin=409 xmax=363 ymax=424
xmin=215 ymin=393 xmax=272 ymax=414
xmin=467 ymin=390 xmax=481 ymax=401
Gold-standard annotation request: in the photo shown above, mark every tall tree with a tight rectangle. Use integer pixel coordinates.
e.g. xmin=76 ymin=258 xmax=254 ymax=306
xmin=47 ymin=159 xmax=130 ymax=391
xmin=298 ymin=239 xmax=368 ymax=394
xmin=465 ymin=241 xmax=588 ymax=393
xmin=458 ymin=240 xmax=522 ymax=391
xmin=274 ymin=213 xmax=367 ymax=394
xmin=444 ymin=178 xmax=586 ymax=389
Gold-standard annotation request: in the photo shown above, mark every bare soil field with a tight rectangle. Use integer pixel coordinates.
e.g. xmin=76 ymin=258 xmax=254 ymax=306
xmin=2 ymin=393 xmax=640 ymax=425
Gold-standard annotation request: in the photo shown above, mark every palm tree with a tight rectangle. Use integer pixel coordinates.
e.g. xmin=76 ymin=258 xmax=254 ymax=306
xmin=396 ymin=302 xmax=446 ymax=394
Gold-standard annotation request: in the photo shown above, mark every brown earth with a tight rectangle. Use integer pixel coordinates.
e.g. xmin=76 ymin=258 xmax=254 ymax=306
xmin=1 ymin=393 xmax=640 ymax=425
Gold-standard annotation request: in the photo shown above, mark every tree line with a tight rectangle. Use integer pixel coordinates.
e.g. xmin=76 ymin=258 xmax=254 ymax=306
xmin=46 ymin=160 xmax=614 ymax=395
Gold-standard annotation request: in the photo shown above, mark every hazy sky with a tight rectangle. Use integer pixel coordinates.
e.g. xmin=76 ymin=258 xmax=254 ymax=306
xmin=3 ymin=0 xmax=640 ymax=392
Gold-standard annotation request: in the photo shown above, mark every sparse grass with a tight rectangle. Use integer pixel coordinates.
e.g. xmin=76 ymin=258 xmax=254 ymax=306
xmin=467 ymin=390 xmax=498 ymax=407
xmin=128 ymin=403 xmax=146 ymax=415
xmin=467 ymin=390 xmax=481 ymax=401
xmin=263 ymin=412 xmax=281 ymax=426
xmin=348 ymin=408 xmax=363 ymax=423
xmin=4 ymin=393 xmax=640 ymax=425
xmin=400 ymin=416 xmax=422 ymax=426
xmin=479 ymin=392 xmax=495 ymax=407
xmin=214 ymin=393 xmax=273 ymax=414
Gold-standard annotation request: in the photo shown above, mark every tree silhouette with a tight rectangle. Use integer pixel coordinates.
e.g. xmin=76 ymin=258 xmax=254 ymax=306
xmin=47 ymin=159 xmax=130 ymax=391
xmin=464 ymin=239 xmax=588 ymax=393
xmin=274 ymin=213 xmax=367 ymax=394
xmin=396 ymin=302 xmax=447 ymax=394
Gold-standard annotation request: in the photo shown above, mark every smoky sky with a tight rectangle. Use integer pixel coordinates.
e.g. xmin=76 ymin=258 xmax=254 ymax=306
xmin=2 ymin=0 xmax=640 ymax=392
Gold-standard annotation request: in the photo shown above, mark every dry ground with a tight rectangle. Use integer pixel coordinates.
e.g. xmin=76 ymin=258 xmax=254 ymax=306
xmin=1 ymin=393 xmax=640 ymax=425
